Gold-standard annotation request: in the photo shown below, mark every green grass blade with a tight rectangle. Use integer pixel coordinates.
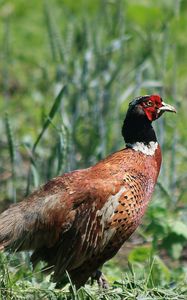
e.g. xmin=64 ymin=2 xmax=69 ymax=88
xmin=32 ymin=85 xmax=66 ymax=153
xmin=44 ymin=0 xmax=58 ymax=62
xmin=4 ymin=112 xmax=17 ymax=202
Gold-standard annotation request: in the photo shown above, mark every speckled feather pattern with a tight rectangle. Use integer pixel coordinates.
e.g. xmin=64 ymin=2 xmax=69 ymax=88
xmin=0 ymin=145 xmax=162 ymax=288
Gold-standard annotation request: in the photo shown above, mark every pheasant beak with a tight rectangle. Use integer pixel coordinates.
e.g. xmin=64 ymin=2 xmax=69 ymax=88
xmin=158 ymin=102 xmax=177 ymax=115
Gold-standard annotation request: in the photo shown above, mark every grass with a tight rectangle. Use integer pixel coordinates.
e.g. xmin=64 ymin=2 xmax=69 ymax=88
xmin=0 ymin=251 xmax=186 ymax=299
xmin=0 ymin=0 xmax=187 ymax=298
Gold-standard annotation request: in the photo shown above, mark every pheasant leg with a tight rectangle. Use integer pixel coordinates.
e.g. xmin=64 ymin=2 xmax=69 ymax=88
xmin=91 ymin=270 xmax=109 ymax=289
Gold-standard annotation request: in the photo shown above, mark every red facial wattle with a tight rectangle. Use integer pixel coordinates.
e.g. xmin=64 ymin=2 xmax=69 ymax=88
xmin=141 ymin=95 xmax=163 ymax=122
xmin=144 ymin=108 xmax=158 ymax=121
xmin=140 ymin=94 xmax=176 ymax=121
xmin=149 ymin=94 xmax=163 ymax=106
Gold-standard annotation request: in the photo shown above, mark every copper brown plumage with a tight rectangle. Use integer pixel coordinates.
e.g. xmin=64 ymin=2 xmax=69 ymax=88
xmin=0 ymin=95 xmax=176 ymax=288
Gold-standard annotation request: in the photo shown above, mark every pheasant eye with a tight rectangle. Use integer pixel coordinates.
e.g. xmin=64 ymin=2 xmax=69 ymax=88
xmin=146 ymin=100 xmax=153 ymax=107
xmin=141 ymin=100 xmax=153 ymax=108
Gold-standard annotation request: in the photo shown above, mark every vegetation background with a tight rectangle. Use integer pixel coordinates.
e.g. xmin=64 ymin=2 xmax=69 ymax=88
xmin=0 ymin=0 xmax=187 ymax=299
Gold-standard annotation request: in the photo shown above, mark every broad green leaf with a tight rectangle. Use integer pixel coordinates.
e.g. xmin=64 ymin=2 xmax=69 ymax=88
xmin=171 ymin=243 xmax=184 ymax=260
xmin=169 ymin=220 xmax=187 ymax=239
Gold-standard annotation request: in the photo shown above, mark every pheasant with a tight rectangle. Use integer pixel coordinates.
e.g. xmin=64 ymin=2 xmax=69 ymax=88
xmin=0 ymin=95 xmax=176 ymax=288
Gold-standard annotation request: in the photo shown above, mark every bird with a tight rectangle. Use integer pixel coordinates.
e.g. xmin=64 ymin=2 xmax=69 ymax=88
xmin=0 ymin=95 xmax=176 ymax=289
